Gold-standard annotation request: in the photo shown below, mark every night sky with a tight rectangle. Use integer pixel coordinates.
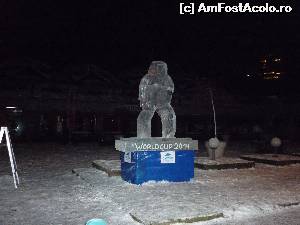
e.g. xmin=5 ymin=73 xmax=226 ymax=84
xmin=0 ymin=1 xmax=299 ymax=76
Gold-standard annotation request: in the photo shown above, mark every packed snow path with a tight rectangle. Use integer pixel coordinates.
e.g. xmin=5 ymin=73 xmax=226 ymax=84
xmin=0 ymin=143 xmax=299 ymax=224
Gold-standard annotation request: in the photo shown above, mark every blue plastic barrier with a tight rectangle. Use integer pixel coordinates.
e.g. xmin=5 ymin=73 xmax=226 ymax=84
xmin=120 ymin=150 xmax=194 ymax=184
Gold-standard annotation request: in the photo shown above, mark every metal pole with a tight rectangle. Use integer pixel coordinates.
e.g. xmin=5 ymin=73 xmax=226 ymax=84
xmin=1 ymin=127 xmax=19 ymax=188
xmin=209 ymin=89 xmax=217 ymax=160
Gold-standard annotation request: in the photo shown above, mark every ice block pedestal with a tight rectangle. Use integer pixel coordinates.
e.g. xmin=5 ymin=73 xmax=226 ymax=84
xmin=115 ymin=137 xmax=198 ymax=184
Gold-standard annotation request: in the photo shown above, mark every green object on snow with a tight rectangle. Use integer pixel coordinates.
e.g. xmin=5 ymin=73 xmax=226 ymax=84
xmin=86 ymin=218 xmax=107 ymax=225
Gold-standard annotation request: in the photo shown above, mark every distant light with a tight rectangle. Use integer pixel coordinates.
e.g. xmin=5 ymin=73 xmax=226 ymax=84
xmin=264 ymin=75 xmax=280 ymax=80
xmin=5 ymin=106 xmax=16 ymax=109
xmin=246 ymin=74 xmax=251 ymax=77
xmin=274 ymin=58 xmax=281 ymax=62
xmin=261 ymin=59 xmax=267 ymax=63
xmin=276 ymin=72 xmax=281 ymax=75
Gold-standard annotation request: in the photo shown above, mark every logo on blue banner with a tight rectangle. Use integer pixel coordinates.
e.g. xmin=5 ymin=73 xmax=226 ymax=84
xmin=161 ymin=151 xmax=176 ymax=164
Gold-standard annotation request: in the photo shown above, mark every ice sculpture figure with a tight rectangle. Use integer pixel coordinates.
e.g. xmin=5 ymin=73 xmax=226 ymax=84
xmin=137 ymin=61 xmax=176 ymax=138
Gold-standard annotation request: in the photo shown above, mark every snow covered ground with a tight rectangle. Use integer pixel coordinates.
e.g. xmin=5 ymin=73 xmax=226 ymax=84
xmin=0 ymin=143 xmax=299 ymax=225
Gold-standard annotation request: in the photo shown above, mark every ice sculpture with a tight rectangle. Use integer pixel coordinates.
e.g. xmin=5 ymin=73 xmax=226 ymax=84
xmin=115 ymin=61 xmax=198 ymax=184
xmin=137 ymin=61 xmax=176 ymax=138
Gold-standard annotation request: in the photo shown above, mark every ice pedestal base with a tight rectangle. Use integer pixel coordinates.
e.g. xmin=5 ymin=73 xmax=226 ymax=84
xmin=115 ymin=138 xmax=198 ymax=184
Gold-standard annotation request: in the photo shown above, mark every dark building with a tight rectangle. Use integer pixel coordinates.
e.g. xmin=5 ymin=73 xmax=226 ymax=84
xmin=1 ymin=59 xmax=300 ymax=143
xmin=260 ymin=55 xmax=285 ymax=80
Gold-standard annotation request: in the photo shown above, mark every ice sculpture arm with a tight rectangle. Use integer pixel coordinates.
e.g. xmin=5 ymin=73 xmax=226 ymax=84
xmin=138 ymin=76 xmax=148 ymax=107
xmin=167 ymin=75 xmax=174 ymax=92
xmin=162 ymin=75 xmax=174 ymax=93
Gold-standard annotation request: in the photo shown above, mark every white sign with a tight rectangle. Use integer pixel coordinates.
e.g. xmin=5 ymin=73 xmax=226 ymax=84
xmin=124 ymin=152 xmax=131 ymax=163
xmin=161 ymin=151 xmax=176 ymax=164
xmin=133 ymin=142 xmax=190 ymax=150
